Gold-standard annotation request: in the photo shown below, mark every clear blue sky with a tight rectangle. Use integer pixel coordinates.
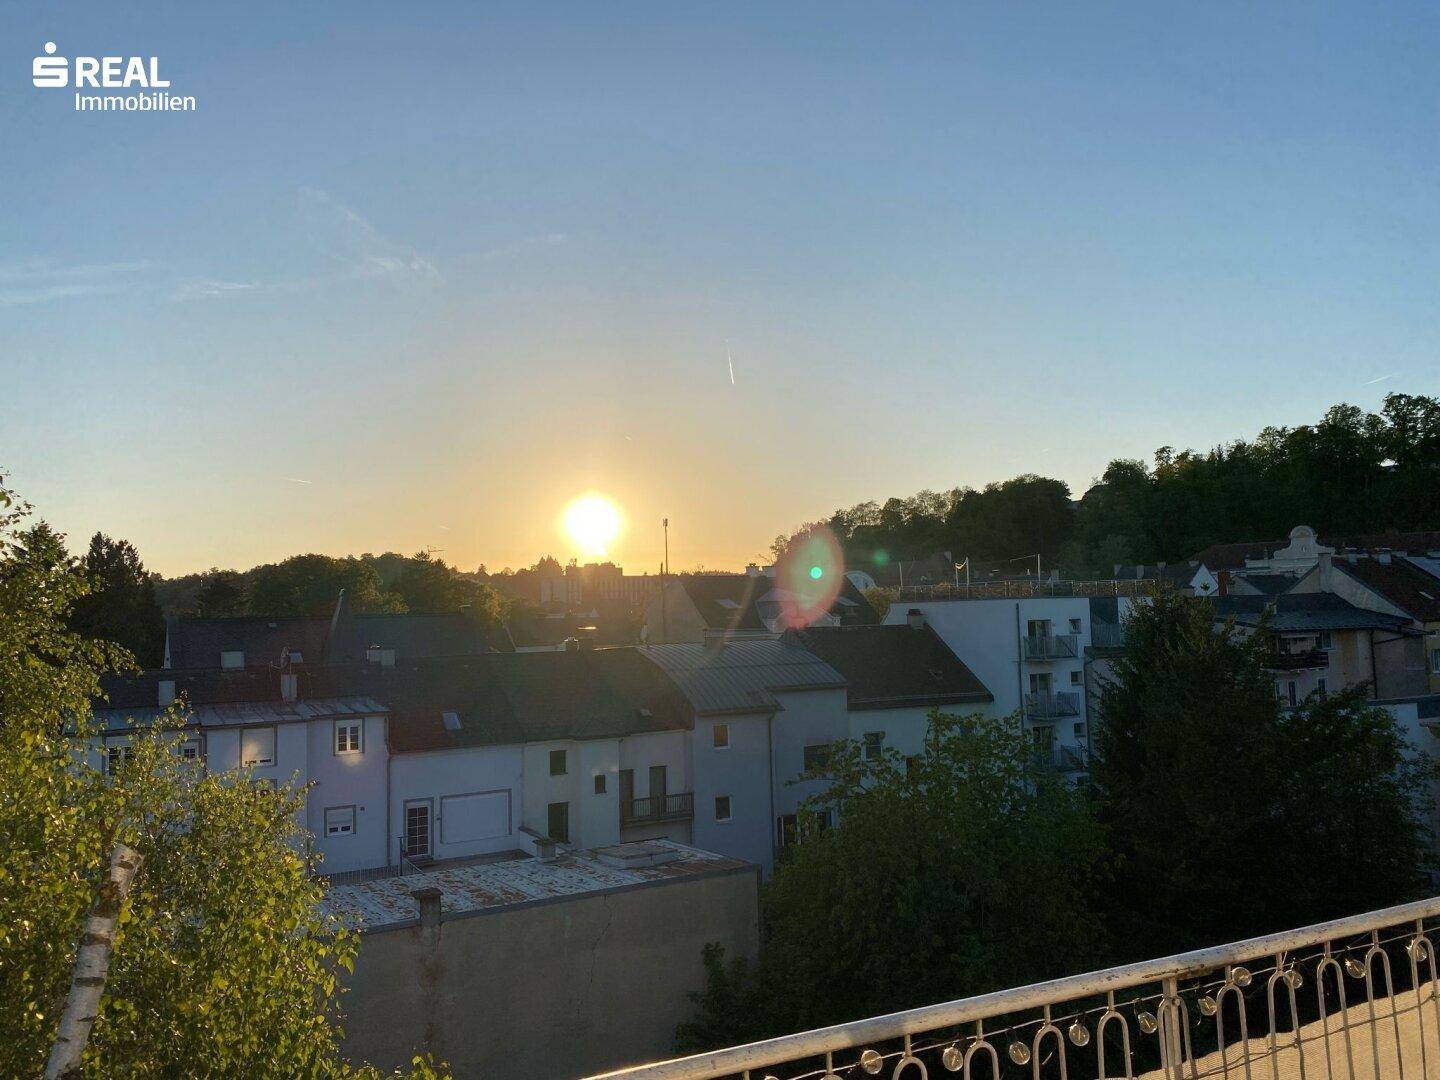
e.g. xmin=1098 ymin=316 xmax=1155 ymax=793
xmin=2 ymin=3 xmax=1437 ymax=576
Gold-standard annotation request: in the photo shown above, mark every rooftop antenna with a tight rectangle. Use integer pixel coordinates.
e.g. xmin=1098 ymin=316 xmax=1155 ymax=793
xmin=661 ymin=518 xmax=670 ymax=644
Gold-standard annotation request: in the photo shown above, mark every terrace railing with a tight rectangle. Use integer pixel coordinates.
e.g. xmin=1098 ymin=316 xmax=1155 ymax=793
xmin=1024 ymin=691 xmax=1082 ymax=719
xmin=621 ymin=792 xmax=695 ymax=826
xmin=586 ymin=895 xmax=1440 ymax=1080
xmin=897 ymin=579 xmax=1157 ymax=602
xmin=1022 ymin=634 xmax=1080 ymax=661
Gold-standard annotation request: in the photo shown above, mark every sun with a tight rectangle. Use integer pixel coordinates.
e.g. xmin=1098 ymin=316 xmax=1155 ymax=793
xmin=561 ymin=493 xmax=623 ymax=557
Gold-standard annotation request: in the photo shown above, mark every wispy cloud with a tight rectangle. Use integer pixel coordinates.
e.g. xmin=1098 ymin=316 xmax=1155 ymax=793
xmin=171 ymin=278 xmax=262 ymax=302
xmin=0 ymin=259 xmax=153 ymax=307
xmin=298 ymin=186 xmax=440 ymax=284
xmin=1363 ymin=372 xmax=1401 ymax=385
xmin=282 ymin=477 xmax=313 ymax=485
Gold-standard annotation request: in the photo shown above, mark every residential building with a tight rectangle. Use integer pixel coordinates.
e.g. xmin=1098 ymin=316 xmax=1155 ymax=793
xmin=881 ymin=597 xmax=1095 ymax=774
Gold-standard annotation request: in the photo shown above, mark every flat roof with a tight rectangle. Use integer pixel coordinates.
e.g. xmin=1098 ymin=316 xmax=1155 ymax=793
xmin=321 ymin=839 xmax=751 ymax=930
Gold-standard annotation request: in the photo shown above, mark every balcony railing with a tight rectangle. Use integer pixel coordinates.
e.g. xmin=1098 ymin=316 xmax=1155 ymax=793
xmin=1264 ymin=648 xmax=1329 ymax=671
xmin=898 ymin=578 xmax=1156 ymax=601
xmin=1022 ymin=633 xmax=1079 ymax=660
xmin=585 ymin=895 xmax=1440 ymax=1080
xmin=1024 ymin=690 xmax=1081 ymax=718
xmin=621 ymin=792 xmax=694 ymax=826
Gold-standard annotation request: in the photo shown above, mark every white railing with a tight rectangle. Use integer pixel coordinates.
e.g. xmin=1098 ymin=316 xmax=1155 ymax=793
xmin=1024 ymin=690 xmax=1082 ymax=718
xmin=1022 ymin=634 xmax=1080 ymax=661
xmin=586 ymin=895 xmax=1440 ymax=1080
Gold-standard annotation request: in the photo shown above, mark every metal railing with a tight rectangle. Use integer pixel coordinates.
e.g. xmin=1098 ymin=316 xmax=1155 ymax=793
xmin=1024 ymin=690 xmax=1081 ymax=718
xmin=586 ymin=895 xmax=1440 ymax=1080
xmin=1022 ymin=634 xmax=1080 ymax=661
xmin=898 ymin=579 xmax=1157 ymax=602
xmin=621 ymin=791 xmax=695 ymax=826
xmin=1264 ymin=648 xmax=1329 ymax=671
xmin=319 ymin=854 xmax=424 ymax=888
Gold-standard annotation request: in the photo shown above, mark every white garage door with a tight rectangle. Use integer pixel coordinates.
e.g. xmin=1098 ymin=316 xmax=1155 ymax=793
xmin=440 ymin=791 xmax=510 ymax=844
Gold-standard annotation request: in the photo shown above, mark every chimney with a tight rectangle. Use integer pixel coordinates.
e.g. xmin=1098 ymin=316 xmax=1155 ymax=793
xmin=745 ymin=563 xmax=761 ymax=577
xmin=280 ymin=672 xmax=298 ymax=702
xmin=906 ymin=607 xmax=927 ymax=630
xmin=1377 ymin=552 xmax=1393 ymax=565
xmin=1318 ymin=552 xmax=1334 ymax=589
xmin=535 ymin=837 xmax=559 ymax=862
xmin=158 ymin=679 xmax=176 ymax=708
xmin=411 ymin=886 xmax=443 ymax=927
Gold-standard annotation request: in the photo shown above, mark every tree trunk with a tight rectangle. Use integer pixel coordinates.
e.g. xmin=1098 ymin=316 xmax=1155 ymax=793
xmin=44 ymin=842 xmax=142 ymax=1080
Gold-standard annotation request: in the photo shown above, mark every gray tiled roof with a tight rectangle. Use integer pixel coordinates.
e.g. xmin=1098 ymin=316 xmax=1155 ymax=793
xmin=784 ymin=624 xmax=992 ymax=710
xmin=639 ymin=639 xmax=846 ymax=716
xmin=1213 ymin=593 xmax=1416 ymax=633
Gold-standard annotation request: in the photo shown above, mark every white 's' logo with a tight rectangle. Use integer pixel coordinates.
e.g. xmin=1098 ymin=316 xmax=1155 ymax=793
xmin=32 ymin=42 xmax=170 ymax=89
xmin=33 ymin=42 xmax=67 ymax=87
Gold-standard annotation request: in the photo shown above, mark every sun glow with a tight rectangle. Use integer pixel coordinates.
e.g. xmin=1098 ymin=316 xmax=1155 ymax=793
xmin=561 ymin=493 xmax=623 ymax=557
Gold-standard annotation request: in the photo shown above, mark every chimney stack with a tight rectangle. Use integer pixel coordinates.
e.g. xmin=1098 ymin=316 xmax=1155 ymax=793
xmin=906 ymin=607 xmax=927 ymax=631
xmin=411 ymin=886 xmax=443 ymax=928
xmin=158 ymin=679 xmax=176 ymax=708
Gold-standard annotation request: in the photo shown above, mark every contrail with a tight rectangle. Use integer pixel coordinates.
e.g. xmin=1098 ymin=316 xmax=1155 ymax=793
xmin=726 ymin=340 xmax=735 ymax=386
xmin=1364 ymin=372 xmax=1400 ymax=385
xmin=283 ymin=477 xmax=313 ymax=485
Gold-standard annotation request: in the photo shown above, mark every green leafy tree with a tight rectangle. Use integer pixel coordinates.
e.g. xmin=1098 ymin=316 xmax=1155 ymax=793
xmin=0 ymin=477 xmax=445 ymax=1078
xmin=391 ymin=551 xmax=508 ymax=622
xmin=1091 ymin=588 xmax=1428 ymax=958
xmin=677 ymin=711 xmax=1109 ymax=1050
xmin=248 ymin=554 xmax=406 ymax=617
xmin=68 ymin=533 xmax=166 ymax=666
xmin=193 ymin=568 xmax=248 ymax=617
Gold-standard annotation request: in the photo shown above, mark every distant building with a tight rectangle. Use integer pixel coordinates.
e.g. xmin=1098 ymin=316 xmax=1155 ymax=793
xmin=644 ymin=571 xmax=878 ymax=644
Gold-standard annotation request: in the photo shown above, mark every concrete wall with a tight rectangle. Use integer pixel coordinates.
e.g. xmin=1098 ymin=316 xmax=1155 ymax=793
xmin=690 ymin=713 xmax=774 ymax=874
xmin=308 ymin=714 xmax=389 ymax=874
xmin=391 ymin=745 xmax=524 ymax=864
xmin=339 ymin=866 xmax=760 ymax=1080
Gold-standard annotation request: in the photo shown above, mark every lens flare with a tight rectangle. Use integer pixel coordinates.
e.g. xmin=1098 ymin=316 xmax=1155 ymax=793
xmin=561 ymin=493 xmax=623 ymax=557
xmin=773 ymin=525 xmax=845 ymax=629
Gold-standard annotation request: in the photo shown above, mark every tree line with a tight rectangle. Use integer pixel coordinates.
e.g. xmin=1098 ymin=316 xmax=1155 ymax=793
xmin=790 ymin=393 xmax=1440 ymax=579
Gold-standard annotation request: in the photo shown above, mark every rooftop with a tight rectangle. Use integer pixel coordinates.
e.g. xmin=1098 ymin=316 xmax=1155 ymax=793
xmin=783 ymin=623 xmax=992 ymax=711
xmin=1332 ymin=556 xmax=1440 ymax=622
xmin=321 ymin=840 xmax=750 ymax=930
xmin=640 ymin=638 xmax=846 ymax=716
xmin=1212 ymin=592 xmax=1417 ymax=633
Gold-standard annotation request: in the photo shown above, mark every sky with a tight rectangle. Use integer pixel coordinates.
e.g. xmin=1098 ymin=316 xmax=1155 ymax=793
xmin=2 ymin=3 xmax=1438 ymax=577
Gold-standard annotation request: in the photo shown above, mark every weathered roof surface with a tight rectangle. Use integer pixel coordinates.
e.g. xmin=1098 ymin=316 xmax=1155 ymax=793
xmin=784 ymin=624 xmax=992 ymax=711
xmin=320 ymin=839 xmax=751 ymax=930
xmin=1213 ymin=593 xmax=1416 ymax=633
xmin=640 ymin=639 xmax=846 ymax=715
xmin=1229 ymin=572 xmax=1297 ymax=598
xmin=165 ymin=611 xmax=500 ymax=670
xmin=383 ymin=650 xmax=690 ymax=753
xmin=1332 ymin=558 xmax=1440 ymax=622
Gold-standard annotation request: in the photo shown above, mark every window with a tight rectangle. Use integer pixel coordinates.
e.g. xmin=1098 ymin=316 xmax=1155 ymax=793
xmin=241 ymin=726 xmax=276 ymax=767
xmin=334 ymin=720 xmax=362 ymax=755
xmin=1431 ymin=648 xmax=1440 ymax=675
xmin=106 ymin=744 xmax=134 ymax=775
xmin=547 ymin=801 xmax=570 ymax=843
xmin=1070 ymin=670 xmax=1082 ymax=685
xmin=1318 ymin=631 xmax=1334 ymax=651
xmin=220 ymin=650 xmax=244 ymax=669
xmin=1277 ymin=680 xmax=1298 ymax=707
xmin=802 ymin=743 xmax=831 ymax=773
xmin=593 ymin=773 xmax=607 ymax=795
xmin=1317 ymin=678 xmax=1328 ymax=697
xmin=712 ymin=723 xmax=730 ymax=749
xmin=549 ymin=749 xmax=567 ymax=776
xmin=324 ymin=806 xmax=355 ymax=837
xmin=1069 ymin=618 xmax=1082 ymax=634
xmin=862 ymin=732 xmax=884 ymax=761
xmin=715 ymin=795 xmax=732 ymax=822
xmin=1073 ymin=722 xmax=1086 ymax=739
xmin=180 ymin=740 xmax=200 ymax=762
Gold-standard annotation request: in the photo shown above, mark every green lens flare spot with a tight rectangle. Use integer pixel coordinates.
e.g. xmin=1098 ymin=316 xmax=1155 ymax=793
xmin=809 ymin=566 xmax=824 ymax=580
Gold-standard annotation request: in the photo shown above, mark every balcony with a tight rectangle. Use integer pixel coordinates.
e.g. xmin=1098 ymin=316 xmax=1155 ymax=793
xmin=1024 ymin=690 xmax=1081 ymax=718
xmin=1264 ymin=648 xmax=1329 ymax=671
xmin=621 ymin=792 xmax=694 ymax=827
xmin=586 ymin=895 xmax=1440 ymax=1080
xmin=1022 ymin=633 xmax=1079 ymax=661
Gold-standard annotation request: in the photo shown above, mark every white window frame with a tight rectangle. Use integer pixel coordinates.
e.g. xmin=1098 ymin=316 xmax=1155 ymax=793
xmin=334 ymin=719 xmax=363 ymax=755
xmin=324 ymin=805 xmax=356 ymax=837
xmin=1069 ymin=617 xmax=1082 ymax=634
xmin=862 ymin=732 xmax=885 ymax=761
xmin=106 ymin=744 xmax=134 ymax=775
xmin=714 ymin=795 xmax=732 ymax=822
xmin=241 ymin=725 xmax=277 ymax=768
xmin=180 ymin=739 xmax=201 ymax=762
xmin=549 ymin=748 xmax=567 ymax=776
xmin=1318 ymin=630 xmax=1334 ymax=651
xmin=712 ymin=723 xmax=730 ymax=749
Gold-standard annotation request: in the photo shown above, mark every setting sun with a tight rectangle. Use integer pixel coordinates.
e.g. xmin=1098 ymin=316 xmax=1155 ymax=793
xmin=561 ymin=493 xmax=623 ymax=557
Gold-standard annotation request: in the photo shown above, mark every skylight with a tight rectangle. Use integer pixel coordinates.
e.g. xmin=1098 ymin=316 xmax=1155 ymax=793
xmin=442 ymin=711 xmax=461 ymax=731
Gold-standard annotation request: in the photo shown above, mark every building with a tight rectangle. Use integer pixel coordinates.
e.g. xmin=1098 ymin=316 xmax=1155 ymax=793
xmin=644 ymin=571 xmax=878 ymax=644
xmin=882 ymin=597 xmax=1095 ymax=774
xmin=326 ymin=839 xmax=758 ymax=1080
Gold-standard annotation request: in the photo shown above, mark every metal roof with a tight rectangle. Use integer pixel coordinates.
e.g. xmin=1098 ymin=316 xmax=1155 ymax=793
xmin=92 ymin=695 xmax=387 ymax=732
xmin=640 ymin=639 xmax=845 ymax=715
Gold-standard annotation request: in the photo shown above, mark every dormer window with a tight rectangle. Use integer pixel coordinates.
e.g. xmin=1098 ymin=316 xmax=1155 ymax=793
xmin=220 ymin=651 xmax=244 ymax=670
